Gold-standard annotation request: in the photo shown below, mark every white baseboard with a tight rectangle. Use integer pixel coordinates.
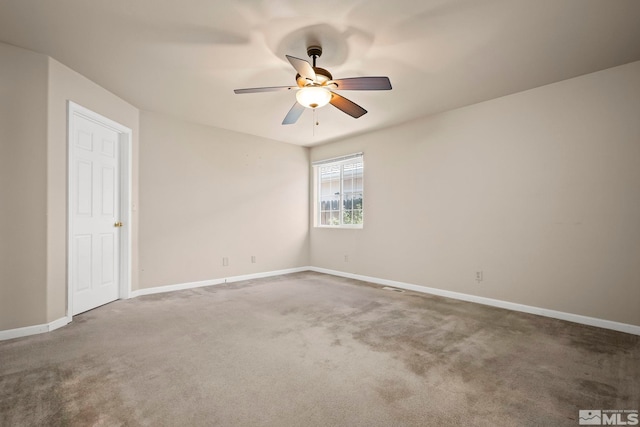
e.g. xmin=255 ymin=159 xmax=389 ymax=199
xmin=130 ymin=266 xmax=311 ymax=298
xmin=4 ymin=266 xmax=638 ymax=340
xmin=0 ymin=316 xmax=71 ymax=341
xmin=309 ymin=267 xmax=640 ymax=336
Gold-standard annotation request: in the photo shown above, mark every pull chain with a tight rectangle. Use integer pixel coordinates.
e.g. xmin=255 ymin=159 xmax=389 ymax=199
xmin=311 ymin=108 xmax=320 ymax=137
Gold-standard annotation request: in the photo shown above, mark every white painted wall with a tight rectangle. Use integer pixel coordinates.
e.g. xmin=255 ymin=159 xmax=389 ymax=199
xmin=310 ymin=61 xmax=640 ymax=326
xmin=138 ymin=111 xmax=309 ymax=288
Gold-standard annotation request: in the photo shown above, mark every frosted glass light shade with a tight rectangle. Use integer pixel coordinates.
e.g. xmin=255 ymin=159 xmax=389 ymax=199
xmin=296 ymin=86 xmax=331 ymax=109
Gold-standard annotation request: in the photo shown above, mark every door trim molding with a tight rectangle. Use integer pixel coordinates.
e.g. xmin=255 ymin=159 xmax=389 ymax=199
xmin=67 ymin=101 xmax=133 ymax=320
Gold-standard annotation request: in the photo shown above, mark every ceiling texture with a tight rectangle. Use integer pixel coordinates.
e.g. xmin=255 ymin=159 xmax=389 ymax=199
xmin=1 ymin=0 xmax=639 ymax=146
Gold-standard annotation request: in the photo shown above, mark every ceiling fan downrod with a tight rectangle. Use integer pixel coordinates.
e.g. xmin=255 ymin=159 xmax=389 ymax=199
xmin=307 ymin=45 xmax=322 ymax=67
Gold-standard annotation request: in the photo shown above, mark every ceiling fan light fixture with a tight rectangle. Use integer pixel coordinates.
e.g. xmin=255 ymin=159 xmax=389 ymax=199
xmin=234 ymin=48 xmax=391 ymax=124
xmin=296 ymin=86 xmax=331 ymax=109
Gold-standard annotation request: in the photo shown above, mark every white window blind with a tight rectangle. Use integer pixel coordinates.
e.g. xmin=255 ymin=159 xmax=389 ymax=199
xmin=312 ymin=152 xmax=363 ymax=166
xmin=313 ymin=153 xmax=364 ymax=228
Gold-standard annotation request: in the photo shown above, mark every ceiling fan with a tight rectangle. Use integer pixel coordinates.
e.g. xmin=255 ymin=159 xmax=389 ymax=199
xmin=234 ymin=45 xmax=392 ymax=125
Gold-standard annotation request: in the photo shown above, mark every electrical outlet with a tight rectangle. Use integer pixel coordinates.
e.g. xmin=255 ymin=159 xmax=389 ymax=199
xmin=223 ymin=257 xmax=229 ymax=267
xmin=476 ymin=271 xmax=483 ymax=282
xmin=251 ymin=255 xmax=256 ymax=263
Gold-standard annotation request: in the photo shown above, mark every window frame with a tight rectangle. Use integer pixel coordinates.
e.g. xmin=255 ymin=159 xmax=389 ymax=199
xmin=313 ymin=153 xmax=364 ymax=229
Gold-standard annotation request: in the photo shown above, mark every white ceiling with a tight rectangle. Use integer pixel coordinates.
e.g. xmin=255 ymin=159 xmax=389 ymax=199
xmin=1 ymin=0 xmax=639 ymax=147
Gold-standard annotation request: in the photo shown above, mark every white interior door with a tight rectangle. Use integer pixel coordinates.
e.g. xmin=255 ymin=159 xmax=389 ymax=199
xmin=70 ymin=114 xmax=121 ymax=315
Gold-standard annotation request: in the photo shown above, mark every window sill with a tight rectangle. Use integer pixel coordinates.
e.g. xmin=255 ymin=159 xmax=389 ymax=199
xmin=314 ymin=225 xmax=363 ymax=230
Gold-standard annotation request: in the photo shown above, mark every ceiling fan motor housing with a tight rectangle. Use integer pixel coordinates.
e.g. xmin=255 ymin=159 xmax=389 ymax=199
xmin=296 ymin=67 xmax=333 ymax=87
xmin=295 ymin=45 xmax=333 ymax=87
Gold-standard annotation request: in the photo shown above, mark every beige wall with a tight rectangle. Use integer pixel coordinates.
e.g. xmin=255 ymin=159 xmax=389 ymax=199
xmin=0 ymin=41 xmax=140 ymax=330
xmin=2 ymin=38 xmax=637 ymax=332
xmin=46 ymin=58 xmax=140 ymax=321
xmin=1 ymin=40 xmax=308 ymax=331
xmin=310 ymin=61 xmax=640 ymax=326
xmin=138 ymin=111 xmax=309 ymax=288
xmin=0 ymin=44 xmax=48 ymax=329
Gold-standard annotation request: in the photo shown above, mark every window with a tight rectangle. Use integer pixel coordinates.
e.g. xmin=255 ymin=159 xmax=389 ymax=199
xmin=313 ymin=153 xmax=363 ymax=228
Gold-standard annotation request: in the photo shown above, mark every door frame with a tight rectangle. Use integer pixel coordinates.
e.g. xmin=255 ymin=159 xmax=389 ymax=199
xmin=66 ymin=101 xmax=133 ymax=320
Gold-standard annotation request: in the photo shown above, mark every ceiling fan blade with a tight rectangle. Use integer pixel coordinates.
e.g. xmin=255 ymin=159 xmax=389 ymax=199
xmin=282 ymin=102 xmax=306 ymax=125
xmin=286 ymin=55 xmax=316 ymax=81
xmin=331 ymin=77 xmax=392 ymax=90
xmin=234 ymin=86 xmax=297 ymax=94
xmin=329 ymin=93 xmax=367 ymax=118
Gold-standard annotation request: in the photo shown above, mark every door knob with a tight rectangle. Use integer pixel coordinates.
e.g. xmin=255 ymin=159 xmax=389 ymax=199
xmin=114 ymin=222 xmax=123 ymax=227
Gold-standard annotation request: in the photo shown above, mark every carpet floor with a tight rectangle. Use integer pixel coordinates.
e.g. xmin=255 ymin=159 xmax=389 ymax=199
xmin=1 ymin=272 xmax=639 ymax=426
